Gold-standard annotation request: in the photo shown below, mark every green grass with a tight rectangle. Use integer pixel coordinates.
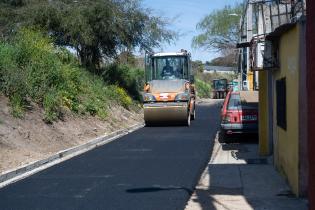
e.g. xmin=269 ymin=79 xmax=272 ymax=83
xmin=0 ymin=28 xmax=137 ymax=123
xmin=195 ymin=79 xmax=212 ymax=98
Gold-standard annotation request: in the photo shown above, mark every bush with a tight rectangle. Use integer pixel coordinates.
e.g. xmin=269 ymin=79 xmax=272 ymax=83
xmin=102 ymin=64 xmax=144 ymax=101
xmin=9 ymin=93 xmax=25 ymax=118
xmin=43 ymin=90 xmax=62 ymax=123
xmin=195 ymin=79 xmax=211 ymax=98
xmin=0 ymin=28 xmax=140 ymax=122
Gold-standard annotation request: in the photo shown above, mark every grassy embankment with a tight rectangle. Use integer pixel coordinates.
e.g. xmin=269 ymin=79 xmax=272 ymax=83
xmin=0 ymin=29 xmax=144 ymax=123
xmin=195 ymin=78 xmax=212 ymax=98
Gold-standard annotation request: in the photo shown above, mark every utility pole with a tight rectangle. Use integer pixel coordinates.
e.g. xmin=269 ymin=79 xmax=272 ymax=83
xmin=246 ymin=2 xmax=253 ymax=90
xmin=238 ymin=12 xmax=245 ymax=91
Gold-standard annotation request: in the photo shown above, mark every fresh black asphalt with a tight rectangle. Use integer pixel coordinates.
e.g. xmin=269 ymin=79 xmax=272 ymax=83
xmin=0 ymin=102 xmax=221 ymax=210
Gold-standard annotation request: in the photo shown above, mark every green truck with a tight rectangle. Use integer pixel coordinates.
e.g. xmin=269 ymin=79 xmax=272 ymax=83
xmin=211 ymin=79 xmax=228 ymax=99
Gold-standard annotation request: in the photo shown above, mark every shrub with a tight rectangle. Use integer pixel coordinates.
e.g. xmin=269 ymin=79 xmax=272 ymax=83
xmin=9 ymin=93 xmax=25 ymax=118
xmin=43 ymin=90 xmax=62 ymax=123
xmin=195 ymin=79 xmax=211 ymax=98
xmin=102 ymin=64 xmax=144 ymax=101
xmin=0 ymin=28 xmax=140 ymax=122
xmin=111 ymin=86 xmax=133 ymax=109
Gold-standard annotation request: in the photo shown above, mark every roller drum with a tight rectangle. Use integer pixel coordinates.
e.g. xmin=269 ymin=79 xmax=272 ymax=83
xmin=144 ymin=102 xmax=189 ymax=124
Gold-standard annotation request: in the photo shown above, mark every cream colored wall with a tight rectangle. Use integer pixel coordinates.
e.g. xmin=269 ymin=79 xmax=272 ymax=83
xmin=273 ymin=25 xmax=300 ymax=195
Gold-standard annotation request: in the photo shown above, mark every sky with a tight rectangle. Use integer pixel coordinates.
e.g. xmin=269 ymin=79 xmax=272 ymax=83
xmin=142 ymin=0 xmax=243 ymax=62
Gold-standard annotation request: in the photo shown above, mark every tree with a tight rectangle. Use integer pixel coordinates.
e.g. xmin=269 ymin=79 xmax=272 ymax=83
xmin=0 ymin=0 xmax=176 ymax=71
xmin=192 ymin=4 xmax=243 ymax=55
xmin=191 ymin=60 xmax=204 ymax=75
xmin=0 ymin=0 xmax=25 ymax=38
xmin=209 ymin=54 xmax=237 ymax=67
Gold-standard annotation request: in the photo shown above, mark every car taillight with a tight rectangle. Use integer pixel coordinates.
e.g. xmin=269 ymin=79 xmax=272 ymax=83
xmin=222 ymin=113 xmax=231 ymax=123
xmin=223 ymin=111 xmax=240 ymax=123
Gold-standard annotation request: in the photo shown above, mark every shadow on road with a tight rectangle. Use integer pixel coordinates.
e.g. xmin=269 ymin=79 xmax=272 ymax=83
xmin=126 ymin=186 xmax=193 ymax=195
xmin=218 ymin=130 xmax=258 ymax=144
xmin=217 ymin=131 xmax=268 ymax=165
xmin=185 ymin=138 xmax=307 ymax=210
xmin=144 ymin=122 xmax=189 ymax=127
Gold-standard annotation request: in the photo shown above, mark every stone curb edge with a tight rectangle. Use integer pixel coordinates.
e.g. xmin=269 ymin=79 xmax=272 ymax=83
xmin=0 ymin=122 xmax=145 ymax=188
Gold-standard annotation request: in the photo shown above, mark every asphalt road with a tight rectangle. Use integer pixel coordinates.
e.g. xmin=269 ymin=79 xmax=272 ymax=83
xmin=0 ymin=101 xmax=221 ymax=210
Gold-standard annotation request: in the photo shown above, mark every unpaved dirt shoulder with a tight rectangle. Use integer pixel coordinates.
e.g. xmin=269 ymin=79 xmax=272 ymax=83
xmin=0 ymin=95 xmax=143 ymax=173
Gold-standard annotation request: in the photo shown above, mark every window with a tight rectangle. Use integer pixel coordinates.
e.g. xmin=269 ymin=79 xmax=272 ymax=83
xmin=263 ymin=40 xmax=280 ymax=70
xmin=227 ymin=94 xmax=241 ymax=110
xmin=145 ymin=54 xmax=152 ymax=82
xmin=276 ymin=78 xmax=286 ymax=130
xmin=152 ymin=56 xmax=188 ymax=80
xmin=214 ymin=80 xmax=227 ymax=90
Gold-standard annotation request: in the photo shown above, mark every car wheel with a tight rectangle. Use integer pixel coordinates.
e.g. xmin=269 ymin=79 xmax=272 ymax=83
xmin=219 ymin=129 xmax=228 ymax=143
xmin=145 ymin=121 xmax=152 ymax=127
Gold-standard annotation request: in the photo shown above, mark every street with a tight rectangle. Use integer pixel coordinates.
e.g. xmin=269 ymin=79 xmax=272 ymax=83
xmin=0 ymin=101 xmax=221 ymax=210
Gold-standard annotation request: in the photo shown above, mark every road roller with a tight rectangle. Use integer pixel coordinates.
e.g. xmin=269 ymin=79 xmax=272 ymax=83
xmin=142 ymin=50 xmax=196 ymax=126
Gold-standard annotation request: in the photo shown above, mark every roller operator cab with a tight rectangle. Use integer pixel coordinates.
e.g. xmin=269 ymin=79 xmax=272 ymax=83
xmin=143 ymin=50 xmax=196 ymax=126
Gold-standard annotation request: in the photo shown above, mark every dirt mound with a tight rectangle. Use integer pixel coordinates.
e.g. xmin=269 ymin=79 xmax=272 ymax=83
xmin=0 ymin=94 xmax=143 ymax=173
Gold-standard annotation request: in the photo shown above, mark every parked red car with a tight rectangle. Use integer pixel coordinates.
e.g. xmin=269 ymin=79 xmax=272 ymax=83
xmin=221 ymin=91 xmax=259 ymax=139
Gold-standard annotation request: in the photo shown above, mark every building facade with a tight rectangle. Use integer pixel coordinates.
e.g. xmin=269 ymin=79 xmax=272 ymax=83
xmin=239 ymin=0 xmax=308 ymax=197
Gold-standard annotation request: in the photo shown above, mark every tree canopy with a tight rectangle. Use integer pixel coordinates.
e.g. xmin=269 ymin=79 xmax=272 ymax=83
xmin=192 ymin=4 xmax=243 ymax=54
xmin=0 ymin=0 xmax=176 ymax=70
xmin=191 ymin=60 xmax=204 ymax=75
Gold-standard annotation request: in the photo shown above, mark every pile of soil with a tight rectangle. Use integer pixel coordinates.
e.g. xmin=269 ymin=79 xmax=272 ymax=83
xmin=0 ymin=94 xmax=143 ymax=173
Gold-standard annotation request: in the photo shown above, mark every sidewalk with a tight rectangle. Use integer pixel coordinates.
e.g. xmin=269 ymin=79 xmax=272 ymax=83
xmin=185 ymin=133 xmax=308 ymax=210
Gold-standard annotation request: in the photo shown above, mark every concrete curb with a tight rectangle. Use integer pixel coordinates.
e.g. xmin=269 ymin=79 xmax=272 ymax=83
xmin=0 ymin=122 xmax=144 ymax=189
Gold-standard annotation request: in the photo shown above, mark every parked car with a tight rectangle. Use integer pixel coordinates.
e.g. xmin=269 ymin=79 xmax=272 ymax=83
xmin=220 ymin=90 xmax=259 ymax=140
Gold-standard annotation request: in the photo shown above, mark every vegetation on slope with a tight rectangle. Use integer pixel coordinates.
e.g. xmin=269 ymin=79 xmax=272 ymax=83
xmin=195 ymin=79 xmax=211 ymax=99
xmin=0 ymin=1 xmax=177 ymax=122
xmin=0 ymin=29 xmax=142 ymax=123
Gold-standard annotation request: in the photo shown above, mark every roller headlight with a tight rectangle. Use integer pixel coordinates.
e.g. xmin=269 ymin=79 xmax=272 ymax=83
xmin=175 ymin=92 xmax=190 ymax=102
xmin=143 ymin=93 xmax=156 ymax=102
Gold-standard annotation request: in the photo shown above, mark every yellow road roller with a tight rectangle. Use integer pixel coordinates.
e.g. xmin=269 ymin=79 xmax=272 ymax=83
xmin=143 ymin=50 xmax=196 ymax=126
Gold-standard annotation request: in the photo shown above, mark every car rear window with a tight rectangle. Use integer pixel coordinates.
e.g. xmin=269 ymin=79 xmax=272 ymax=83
xmin=241 ymin=102 xmax=258 ymax=110
xmin=227 ymin=94 xmax=241 ymax=110
xmin=240 ymin=91 xmax=258 ymax=110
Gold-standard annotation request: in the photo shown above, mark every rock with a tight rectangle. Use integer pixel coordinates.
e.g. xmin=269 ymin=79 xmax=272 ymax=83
xmin=24 ymin=131 xmax=30 ymax=139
